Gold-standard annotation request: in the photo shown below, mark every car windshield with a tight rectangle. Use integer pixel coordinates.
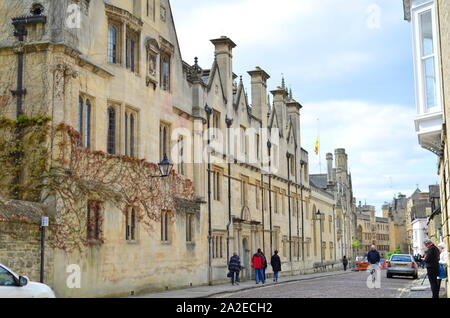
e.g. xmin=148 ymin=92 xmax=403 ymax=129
xmin=0 ymin=266 xmax=16 ymax=287
xmin=391 ymin=255 xmax=412 ymax=262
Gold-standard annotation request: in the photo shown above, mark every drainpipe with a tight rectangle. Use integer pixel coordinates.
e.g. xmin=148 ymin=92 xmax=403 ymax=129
xmin=10 ymin=14 xmax=47 ymax=200
xmin=294 ymin=145 xmax=300 ymax=262
xmin=205 ymin=105 xmax=213 ymax=286
xmin=225 ymin=117 xmax=233 ymax=265
xmin=286 ymin=152 xmax=292 ymax=271
xmin=267 ymin=140 xmax=273 ymax=256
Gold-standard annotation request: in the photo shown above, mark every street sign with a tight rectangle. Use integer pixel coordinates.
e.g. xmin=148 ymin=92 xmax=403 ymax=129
xmin=41 ymin=216 xmax=49 ymax=227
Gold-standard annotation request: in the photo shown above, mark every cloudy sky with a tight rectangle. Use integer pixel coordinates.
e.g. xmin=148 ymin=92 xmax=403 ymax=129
xmin=170 ymin=0 xmax=439 ymax=214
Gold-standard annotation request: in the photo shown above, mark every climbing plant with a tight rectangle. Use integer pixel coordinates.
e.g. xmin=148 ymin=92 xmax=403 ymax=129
xmin=0 ymin=117 xmax=196 ymax=253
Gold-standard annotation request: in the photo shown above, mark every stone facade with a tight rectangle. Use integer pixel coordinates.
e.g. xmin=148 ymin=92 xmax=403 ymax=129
xmin=0 ymin=0 xmax=357 ymax=297
xmin=355 ymin=204 xmax=390 ymax=257
xmin=404 ymin=0 xmax=450 ymax=298
xmin=382 ymin=194 xmax=409 ymax=253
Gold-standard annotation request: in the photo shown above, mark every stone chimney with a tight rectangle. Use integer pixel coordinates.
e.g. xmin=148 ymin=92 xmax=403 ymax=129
xmin=210 ymin=36 xmax=236 ymax=114
xmin=248 ymin=67 xmax=270 ymax=126
xmin=270 ymin=86 xmax=288 ymax=133
xmin=335 ymin=148 xmax=348 ymax=172
xmin=326 ymin=153 xmax=334 ymax=185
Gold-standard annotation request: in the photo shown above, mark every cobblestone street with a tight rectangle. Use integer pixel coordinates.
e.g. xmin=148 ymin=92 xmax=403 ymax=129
xmin=214 ymin=270 xmax=446 ymax=298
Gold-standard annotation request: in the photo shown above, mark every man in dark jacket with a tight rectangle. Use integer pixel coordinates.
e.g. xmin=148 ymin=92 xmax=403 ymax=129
xmin=271 ymin=251 xmax=282 ymax=282
xmin=228 ymin=252 xmax=241 ymax=286
xmin=342 ymin=256 xmax=349 ymax=271
xmin=367 ymin=245 xmax=381 ymax=265
xmin=423 ymin=239 xmax=441 ymax=298
xmin=252 ymin=249 xmax=265 ymax=284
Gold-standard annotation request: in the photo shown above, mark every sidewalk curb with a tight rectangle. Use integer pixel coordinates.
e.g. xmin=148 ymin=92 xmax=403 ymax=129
xmin=204 ymin=271 xmax=353 ymax=299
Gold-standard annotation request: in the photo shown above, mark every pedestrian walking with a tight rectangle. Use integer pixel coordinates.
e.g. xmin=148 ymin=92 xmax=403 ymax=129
xmin=228 ymin=252 xmax=242 ymax=286
xmin=270 ymin=251 xmax=282 ymax=282
xmin=423 ymin=239 xmax=441 ymax=298
xmin=252 ymin=249 xmax=265 ymax=284
xmin=437 ymin=242 xmax=448 ymax=292
xmin=343 ymin=256 xmax=349 ymax=271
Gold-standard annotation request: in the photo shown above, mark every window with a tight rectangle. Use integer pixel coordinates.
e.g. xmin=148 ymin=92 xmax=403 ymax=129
xmin=107 ymin=23 xmax=121 ymax=64
xmin=87 ymin=201 xmax=101 ymax=241
xmin=186 ymin=214 xmax=194 ymax=243
xmin=419 ymin=10 xmax=436 ymax=109
xmin=125 ymin=109 xmax=138 ymax=157
xmin=160 ymin=53 xmax=171 ymax=91
xmin=161 ymin=210 xmax=170 ymax=243
xmin=159 ymin=122 xmax=170 ymax=161
xmin=256 ymin=134 xmax=260 ymax=161
xmin=213 ymin=170 xmax=221 ymax=201
xmin=274 ymin=188 xmax=279 ymax=214
xmin=107 ymin=106 xmax=117 ymax=155
xmin=212 ymin=235 xmax=223 ymax=259
xmin=147 ymin=0 xmax=156 ymax=21
xmin=281 ymin=190 xmax=286 ymax=215
xmin=126 ymin=30 xmax=139 ymax=73
xmin=126 ymin=207 xmax=137 ymax=241
xmin=241 ymin=177 xmax=248 ymax=207
xmin=212 ymin=111 xmax=220 ymax=140
xmin=78 ymin=96 xmax=92 ymax=148
xmin=0 ymin=267 xmax=16 ymax=287
xmin=178 ymin=136 xmax=185 ymax=175
xmin=255 ymin=183 xmax=260 ymax=209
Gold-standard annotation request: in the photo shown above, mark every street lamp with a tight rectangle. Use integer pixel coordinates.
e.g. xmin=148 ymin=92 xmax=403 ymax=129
xmin=149 ymin=154 xmax=174 ymax=178
xmin=316 ymin=209 xmax=324 ymax=265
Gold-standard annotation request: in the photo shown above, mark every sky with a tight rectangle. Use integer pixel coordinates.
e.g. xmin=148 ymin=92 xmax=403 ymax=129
xmin=170 ymin=0 xmax=439 ymax=215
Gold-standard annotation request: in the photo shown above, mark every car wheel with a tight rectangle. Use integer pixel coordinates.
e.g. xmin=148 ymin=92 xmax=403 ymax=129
xmin=413 ymin=274 xmax=418 ymax=280
xmin=387 ymin=273 xmax=392 ymax=279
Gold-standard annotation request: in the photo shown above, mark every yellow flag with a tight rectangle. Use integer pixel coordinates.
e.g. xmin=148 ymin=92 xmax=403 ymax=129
xmin=314 ymin=137 xmax=319 ymax=155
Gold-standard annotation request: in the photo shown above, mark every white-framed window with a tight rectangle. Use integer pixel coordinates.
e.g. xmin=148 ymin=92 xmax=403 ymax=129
xmin=412 ymin=1 xmax=441 ymax=114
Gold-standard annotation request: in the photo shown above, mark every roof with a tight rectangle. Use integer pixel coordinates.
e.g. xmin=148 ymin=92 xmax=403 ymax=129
xmin=0 ymin=199 xmax=52 ymax=224
xmin=310 ymin=174 xmax=328 ymax=190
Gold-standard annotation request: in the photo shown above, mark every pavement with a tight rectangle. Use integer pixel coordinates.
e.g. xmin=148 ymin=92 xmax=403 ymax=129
xmin=397 ymin=269 xmax=447 ymax=298
xmin=134 ymin=269 xmax=352 ymax=298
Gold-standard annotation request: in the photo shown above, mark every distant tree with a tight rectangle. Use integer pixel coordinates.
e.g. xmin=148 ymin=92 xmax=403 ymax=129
xmin=386 ymin=249 xmax=401 ymax=260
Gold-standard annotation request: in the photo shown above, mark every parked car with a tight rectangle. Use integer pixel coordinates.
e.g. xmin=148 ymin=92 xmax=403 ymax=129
xmin=354 ymin=256 xmax=369 ymax=271
xmin=386 ymin=254 xmax=418 ymax=279
xmin=0 ymin=264 xmax=55 ymax=298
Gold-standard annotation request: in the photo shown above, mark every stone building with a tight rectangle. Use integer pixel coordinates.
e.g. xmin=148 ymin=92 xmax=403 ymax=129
xmin=310 ymin=149 xmax=357 ymax=260
xmin=382 ymin=193 xmax=409 ymax=253
xmin=354 ymin=204 xmax=390 ymax=258
xmin=403 ymin=0 xmax=450 ymax=297
xmin=405 ymin=189 xmax=432 ymax=253
xmin=0 ymin=0 xmax=355 ymax=297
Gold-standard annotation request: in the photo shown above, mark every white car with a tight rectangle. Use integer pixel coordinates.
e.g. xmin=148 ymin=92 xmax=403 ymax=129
xmin=0 ymin=264 xmax=56 ymax=298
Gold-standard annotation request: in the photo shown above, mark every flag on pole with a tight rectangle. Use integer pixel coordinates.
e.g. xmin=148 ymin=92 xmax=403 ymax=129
xmin=314 ymin=137 xmax=319 ymax=155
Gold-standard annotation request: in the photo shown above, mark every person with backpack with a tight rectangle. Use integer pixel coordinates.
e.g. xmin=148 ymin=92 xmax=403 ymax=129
xmin=228 ymin=252 xmax=242 ymax=286
xmin=252 ymin=249 xmax=265 ymax=284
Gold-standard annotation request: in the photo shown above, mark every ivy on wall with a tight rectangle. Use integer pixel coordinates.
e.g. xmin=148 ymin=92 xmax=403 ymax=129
xmin=0 ymin=117 xmax=196 ymax=253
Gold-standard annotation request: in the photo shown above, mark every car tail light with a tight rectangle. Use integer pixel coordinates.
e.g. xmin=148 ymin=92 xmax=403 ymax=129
xmin=387 ymin=262 xmax=391 ymax=268
xmin=412 ymin=263 xmax=417 ymax=269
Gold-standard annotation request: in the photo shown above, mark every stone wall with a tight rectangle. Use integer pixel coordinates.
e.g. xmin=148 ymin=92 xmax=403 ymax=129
xmin=0 ymin=199 xmax=54 ymax=286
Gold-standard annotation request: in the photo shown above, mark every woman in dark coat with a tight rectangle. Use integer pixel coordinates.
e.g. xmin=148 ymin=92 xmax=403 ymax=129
xmin=270 ymin=250 xmax=282 ymax=282
xmin=228 ymin=252 xmax=242 ymax=285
